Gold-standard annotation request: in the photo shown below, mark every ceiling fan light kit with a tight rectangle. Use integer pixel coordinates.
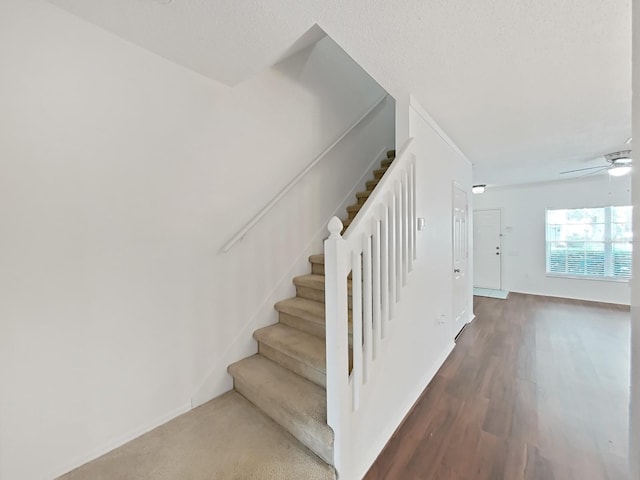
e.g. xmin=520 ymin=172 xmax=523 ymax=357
xmin=608 ymin=165 xmax=632 ymax=177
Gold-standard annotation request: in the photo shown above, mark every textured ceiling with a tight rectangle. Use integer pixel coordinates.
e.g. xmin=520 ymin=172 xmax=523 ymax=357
xmin=46 ymin=0 xmax=631 ymax=186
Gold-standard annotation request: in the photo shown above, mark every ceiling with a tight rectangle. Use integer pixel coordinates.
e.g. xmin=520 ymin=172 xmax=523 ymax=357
xmin=47 ymin=0 xmax=632 ymax=186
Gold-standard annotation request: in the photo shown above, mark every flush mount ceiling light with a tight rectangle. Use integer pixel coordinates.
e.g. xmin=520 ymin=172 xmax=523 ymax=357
xmin=472 ymin=184 xmax=486 ymax=194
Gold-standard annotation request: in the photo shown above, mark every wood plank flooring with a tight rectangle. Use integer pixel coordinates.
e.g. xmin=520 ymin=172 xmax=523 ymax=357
xmin=364 ymin=293 xmax=630 ymax=480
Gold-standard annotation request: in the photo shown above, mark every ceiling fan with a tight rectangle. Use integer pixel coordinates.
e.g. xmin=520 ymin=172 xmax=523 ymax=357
xmin=559 ymin=148 xmax=633 ymax=177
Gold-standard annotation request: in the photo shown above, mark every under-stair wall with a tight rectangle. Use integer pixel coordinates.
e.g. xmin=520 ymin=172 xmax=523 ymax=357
xmin=0 ymin=2 xmax=393 ymax=479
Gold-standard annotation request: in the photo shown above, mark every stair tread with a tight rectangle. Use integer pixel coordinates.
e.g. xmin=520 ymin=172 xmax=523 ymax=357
xmin=228 ymin=355 xmax=333 ymax=457
xmin=386 ymin=149 xmax=396 ymax=158
xmin=276 ymin=297 xmax=325 ymax=321
xmin=356 ymin=190 xmax=371 ymax=198
xmin=255 ymin=323 xmax=326 ymax=374
xmin=346 ymin=204 xmax=361 ymax=213
xmin=276 ymin=296 xmax=353 ymax=326
xmin=308 ymin=254 xmax=325 ymax=266
xmin=373 ymin=167 xmax=388 ymax=176
xmin=294 ymin=274 xmax=352 ymax=291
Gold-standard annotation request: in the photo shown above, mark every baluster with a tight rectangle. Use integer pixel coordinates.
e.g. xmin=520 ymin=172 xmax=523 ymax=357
xmin=362 ymin=233 xmax=373 ymax=382
xmin=380 ymin=203 xmax=389 ymax=336
xmin=402 ymin=170 xmax=409 ymax=286
xmin=372 ymin=217 xmax=381 ymax=357
xmin=351 ymin=250 xmax=363 ymax=410
xmin=388 ymin=192 xmax=397 ymax=317
xmin=395 ymin=180 xmax=402 ymax=301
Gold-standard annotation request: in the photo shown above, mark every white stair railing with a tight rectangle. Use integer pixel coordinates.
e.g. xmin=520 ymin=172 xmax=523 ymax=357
xmin=324 ymin=138 xmax=416 ymax=476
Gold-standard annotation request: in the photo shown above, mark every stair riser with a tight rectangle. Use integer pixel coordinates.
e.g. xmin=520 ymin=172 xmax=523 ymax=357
xmin=279 ymin=312 xmax=325 ymax=339
xmin=258 ymin=343 xmax=326 ymax=388
xmin=311 ymin=263 xmax=325 ymax=275
xmin=296 ymin=286 xmax=353 ymax=308
xmin=357 ymin=196 xmax=367 ymax=206
xmin=233 ymin=377 xmax=333 ymax=465
xmin=381 ymin=159 xmax=392 ymax=168
xmin=348 ymin=210 xmax=359 ymax=220
xmin=279 ymin=312 xmax=354 ymax=348
xmin=366 ymin=181 xmax=379 ymax=191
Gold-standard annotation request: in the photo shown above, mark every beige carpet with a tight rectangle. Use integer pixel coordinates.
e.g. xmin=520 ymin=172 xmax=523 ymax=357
xmin=58 ymin=392 xmax=336 ymax=480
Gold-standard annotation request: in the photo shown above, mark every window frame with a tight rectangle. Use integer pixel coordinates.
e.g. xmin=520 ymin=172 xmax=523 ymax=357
xmin=545 ymin=205 xmax=633 ymax=282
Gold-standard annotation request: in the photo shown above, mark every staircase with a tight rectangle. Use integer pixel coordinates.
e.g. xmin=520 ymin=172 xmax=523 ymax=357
xmin=227 ymin=149 xmax=395 ymax=473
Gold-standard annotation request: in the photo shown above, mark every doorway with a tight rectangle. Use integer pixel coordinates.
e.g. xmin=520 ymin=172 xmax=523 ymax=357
xmin=473 ymin=209 xmax=502 ymax=289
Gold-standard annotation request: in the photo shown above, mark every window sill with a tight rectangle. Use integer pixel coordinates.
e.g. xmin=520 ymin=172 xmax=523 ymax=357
xmin=545 ymin=273 xmax=631 ymax=284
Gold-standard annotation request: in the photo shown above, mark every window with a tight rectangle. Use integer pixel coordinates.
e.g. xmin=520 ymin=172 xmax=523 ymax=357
xmin=546 ymin=206 xmax=633 ymax=281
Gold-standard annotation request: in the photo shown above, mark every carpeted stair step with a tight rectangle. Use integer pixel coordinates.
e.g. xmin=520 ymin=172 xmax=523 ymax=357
xmin=275 ymin=297 xmax=353 ymax=346
xmin=293 ymin=274 xmax=352 ymax=308
xmin=276 ymin=297 xmax=326 ymax=337
xmin=366 ymin=179 xmax=380 ymax=191
xmin=386 ymin=149 xmax=396 ymax=159
xmin=356 ymin=190 xmax=371 ymax=205
xmin=309 ymin=254 xmax=325 ymax=275
xmin=346 ymin=204 xmax=361 ymax=220
xmin=228 ymin=355 xmax=334 ymax=464
xmin=254 ymin=323 xmax=327 ymax=387
xmin=373 ymin=167 xmax=388 ymax=180
xmin=381 ymin=158 xmax=393 ymax=168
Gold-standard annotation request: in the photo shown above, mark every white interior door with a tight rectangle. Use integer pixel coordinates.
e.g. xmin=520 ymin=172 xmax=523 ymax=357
xmin=452 ymin=184 xmax=469 ymax=338
xmin=473 ymin=209 xmax=502 ymax=289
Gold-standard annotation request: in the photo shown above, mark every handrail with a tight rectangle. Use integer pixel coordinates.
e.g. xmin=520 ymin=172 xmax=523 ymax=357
xmin=221 ymin=94 xmax=389 ymax=253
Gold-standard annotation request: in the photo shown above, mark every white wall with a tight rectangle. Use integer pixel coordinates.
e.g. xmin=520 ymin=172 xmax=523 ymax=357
xmin=630 ymin=0 xmax=639 ymax=476
xmin=339 ymin=98 xmax=473 ymax=479
xmin=0 ymin=1 xmax=393 ymax=479
xmin=473 ymin=176 xmax=632 ymax=305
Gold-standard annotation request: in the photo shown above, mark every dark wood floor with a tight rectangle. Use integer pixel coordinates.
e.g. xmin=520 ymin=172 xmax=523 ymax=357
xmin=364 ymin=293 xmax=630 ymax=480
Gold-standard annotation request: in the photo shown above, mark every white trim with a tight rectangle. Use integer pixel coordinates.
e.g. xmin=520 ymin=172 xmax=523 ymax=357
xmin=545 ymin=273 xmax=631 ymax=283
xmin=409 ymin=94 xmax=471 ymax=166
xmin=222 ymin=94 xmax=389 ymax=253
xmin=47 ymin=402 xmax=192 ymax=480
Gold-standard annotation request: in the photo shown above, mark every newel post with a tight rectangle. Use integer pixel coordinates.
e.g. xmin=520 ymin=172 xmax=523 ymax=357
xmin=324 ymin=216 xmax=350 ymax=475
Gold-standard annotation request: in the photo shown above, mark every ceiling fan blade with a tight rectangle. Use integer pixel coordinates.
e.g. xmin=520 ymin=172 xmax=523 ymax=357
xmin=559 ymin=165 xmax=608 ymax=174
xmin=575 ymin=167 xmax=609 ymax=178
